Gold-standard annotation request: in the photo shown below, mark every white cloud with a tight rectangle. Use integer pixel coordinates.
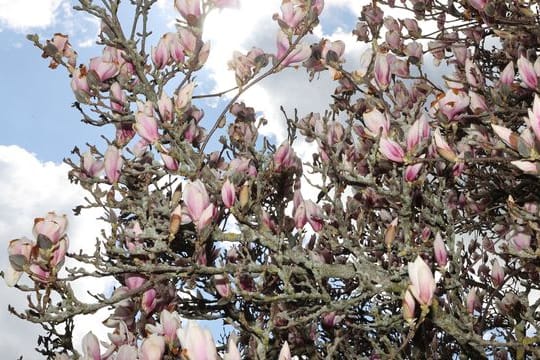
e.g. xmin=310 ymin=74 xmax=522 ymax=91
xmin=0 ymin=0 xmax=65 ymax=30
xmin=0 ymin=145 xmax=109 ymax=358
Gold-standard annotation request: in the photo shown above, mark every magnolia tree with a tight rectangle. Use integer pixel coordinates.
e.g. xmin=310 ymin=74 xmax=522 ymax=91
xmin=4 ymin=0 xmax=540 ymax=358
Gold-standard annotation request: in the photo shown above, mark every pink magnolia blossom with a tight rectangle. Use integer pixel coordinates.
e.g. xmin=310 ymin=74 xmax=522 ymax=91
xmin=408 ymin=256 xmax=436 ymax=306
xmin=468 ymin=0 xmax=487 ymax=11
xmin=221 ymin=178 xmax=236 ymax=208
xmin=134 ymin=101 xmax=160 ymax=143
xmin=491 ymin=259 xmax=504 ymax=287
xmin=274 ymin=142 xmax=299 ymax=171
xmin=214 ymin=274 xmax=231 ymax=297
xmin=125 ymin=274 xmax=146 ymax=290
xmin=140 ymin=334 xmax=165 ymax=360
xmin=433 ymin=129 xmax=457 ymax=162
xmin=183 ymin=180 xmax=216 ymax=230
xmin=33 ymin=212 xmax=68 ymax=244
xmin=223 ymin=336 xmax=241 ymax=360
xmin=518 ymin=56 xmax=538 ymax=89
xmin=177 ymin=321 xmax=218 ymax=360
xmin=363 ymin=108 xmax=389 ymax=137
xmin=174 ymin=0 xmax=201 ymax=20
xmin=509 ymin=231 xmax=531 ymax=251
xmin=527 ymin=94 xmax=540 ymax=142
xmin=469 ymin=91 xmax=488 ymax=113
xmin=305 ymin=200 xmax=324 ymax=232
xmin=5 ymin=237 xmax=34 ymax=287
xmin=406 ymin=114 xmax=430 ymax=151
xmin=157 ymin=91 xmax=173 ymax=122
xmin=374 ymin=52 xmax=391 ymax=90
xmin=115 ymin=123 xmax=136 ymax=147
xmin=404 ymin=163 xmax=423 ymax=182
xmin=276 ymin=1 xmax=306 ymax=29
xmin=278 ymin=341 xmax=291 ymax=360
xmin=142 ymin=288 xmax=157 ymax=313
xmin=110 ymin=82 xmax=126 ymax=113
xmin=402 ymin=289 xmax=416 ymax=323
xmin=437 ymin=89 xmax=470 ymax=120
xmin=433 ymin=232 xmax=448 ymax=267
xmin=466 ymin=288 xmax=480 ymax=314
xmin=379 ymin=137 xmax=405 ymax=163
xmin=465 ymin=58 xmax=483 ymax=88
xmin=175 ymin=82 xmax=196 ymax=111
xmin=491 ymin=124 xmax=518 ymax=149
xmin=71 ymin=66 xmax=90 ymax=101
xmin=82 ymin=331 xmax=101 ymax=360
xmin=152 ymin=33 xmax=185 ymax=70
xmin=275 ymin=30 xmax=311 ymax=67
xmin=402 ymin=18 xmax=420 ymax=37
xmin=511 ymin=160 xmax=537 ymax=174
xmin=178 ymin=28 xmax=197 ymax=54
xmin=500 ymin=61 xmax=515 ymax=85
xmin=89 ymin=55 xmax=119 ymax=82
xmin=321 ymin=39 xmax=346 ymax=64
xmin=104 ymin=145 xmax=123 ymax=184
xmin=160 ymin=149 xmax=179 ymax=171
xmin=404 ymin=41 xmax=423 ymax=62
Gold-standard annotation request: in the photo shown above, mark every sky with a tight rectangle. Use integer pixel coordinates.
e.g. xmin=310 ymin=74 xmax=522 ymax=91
xmin=0 ymin=0 xmax=364 ymax=358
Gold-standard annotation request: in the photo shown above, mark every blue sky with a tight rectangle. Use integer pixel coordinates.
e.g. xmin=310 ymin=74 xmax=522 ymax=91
xmin=0 ymin=0 xmax=363 ymax=358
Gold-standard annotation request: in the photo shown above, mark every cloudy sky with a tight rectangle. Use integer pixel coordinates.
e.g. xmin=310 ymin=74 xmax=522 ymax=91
xmin=0 ymin=0 xmax=363 ymax=358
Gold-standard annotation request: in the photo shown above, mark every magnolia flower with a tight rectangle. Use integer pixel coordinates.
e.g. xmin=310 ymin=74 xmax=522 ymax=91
xmin=404 ymin=162 xmax=423 ymax=182
xmin=433 ymin=232 xmax=448 ymax=267
xmin=145 ymin=310 xmax=182 ymax=344
xmin=274 ymin=142 xmax=299 ymax=171
xmin=437 ymin=89 xmax=470 ymax=120
xmin=183 ymin=180 xmax=216 ymax=230
xmin=511 ymin=160 xmax=537 ymax=174
xmin=408 ymin=256 xmax=436 ymax=306
xmin=110 ymin=82 xmax=126 ymax=113
xmin=406 ymin=114 xmax=430 ymax=151
xmin=33 ymin=212 xmax=68 ymax=244
xmin=468 ymin=0 xmax=487 ymax=11
xmin=402 ymin=289 xmax=416 ymax=323
xmin=140 ymin=334 xmax=165 ymax=360
xmin=89 ymin=55 xmax=119 ymax=82
xmin=379 ymin=137 xmax=405 ymax=163
xmin=177 ymin=321 xmax=218 ymax=360
xmin=175 ymin=82 xmax=196 ymax=111
xmin=518 ymin=56 xmax=537 ymax=89
xmin=500 ymin=61 xmax=515 ymax=85
xmin=175 ymin=0 xmax=201 ymax=20
xmin=141 ymin=288 xmax=157 ymax=314
xmin=527 ymin=95 xmax=540 ymax=142
xmin=223 ymin=336 xmax=241 ymax=360
xmin=275 ymin=30 xmax=311 ymax=67
xmin=466 ymin=288 xmax=480 ymax=314
xmin=304 ymin=200 xmax=324 ymax=232
xmin=465 ymin=58 xmax=483 ymax=88
xmin=160 ymin=149 xmax=179 ymax=171
xmin=433 ymin=129 xmax=457 ymax=162
xmin=374 ymin=52 xmax=391 ymax=89
xmin=214 ymin=274 xmax=231 ymax=297
xmin=221 ymin=178 xmax=236 ymax=208
xmin=363 ymin=108 xmax=389 ymax=137
xmin=81 ymin=332 xmax=101 ymax=360
xmin=157 ymin=91 xmax=173 ymax=122
xmin=491 ymin=259 xmax=504 ymax=287
xmin=104 ymin=145 xmax=123 ymax=184
xmin=5 ymin=237 xmax=34 ymax=287
xmin=278 ymin=341 xmax=291 ymax=360
xmin=276 ymin=1 xmax=306 ymax=29
xmin=134 ymin=101 xmax=160 ymax=143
